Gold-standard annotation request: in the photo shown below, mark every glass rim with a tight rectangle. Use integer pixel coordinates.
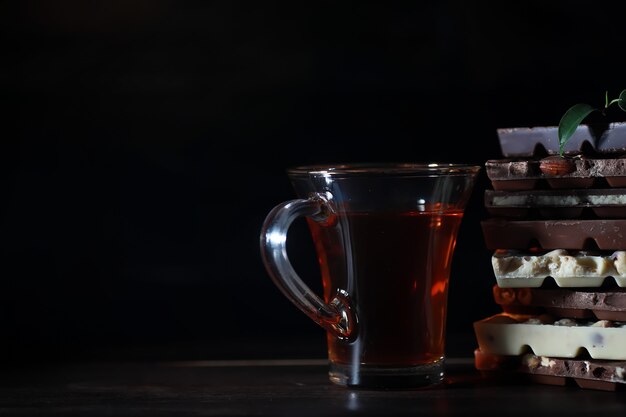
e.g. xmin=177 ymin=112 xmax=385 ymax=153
xmin=287 ymin=163 xmax=481 ymax=177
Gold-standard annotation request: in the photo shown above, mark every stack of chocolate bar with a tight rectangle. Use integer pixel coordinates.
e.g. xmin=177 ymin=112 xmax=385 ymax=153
xmin=473 ymin=122 xmax=626 ymax=391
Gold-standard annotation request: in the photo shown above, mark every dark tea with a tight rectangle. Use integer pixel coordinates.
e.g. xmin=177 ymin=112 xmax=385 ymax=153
xmin=308 ymin=210 xmax=463 ymax=367
xmin=261 ymin=163 xmax=479 ymax=387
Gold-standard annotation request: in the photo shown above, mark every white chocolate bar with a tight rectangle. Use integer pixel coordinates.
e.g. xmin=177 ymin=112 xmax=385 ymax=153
xmin=491 ymin=193 xmax=626 ymax=207
xmin=492 ymin=249 xmax=626 ymax=288
xmin=473 ymin=314 xmax=626 ymax=360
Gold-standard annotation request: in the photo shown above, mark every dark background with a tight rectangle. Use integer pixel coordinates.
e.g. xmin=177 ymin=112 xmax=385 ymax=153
xmin=2 ymin=0 xmax=625 ymax=364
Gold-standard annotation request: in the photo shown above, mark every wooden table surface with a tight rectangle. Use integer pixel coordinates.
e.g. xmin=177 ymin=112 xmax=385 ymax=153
xmin=1 ymin=358 xmax=625 ymax=416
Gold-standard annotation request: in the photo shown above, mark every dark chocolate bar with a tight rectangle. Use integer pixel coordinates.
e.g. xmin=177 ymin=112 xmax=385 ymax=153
xmin=486 ymin=157 xmax=626 ymax=191
xmin=481 ymin=219 xmax=626 ymax=250
xmin=492 ymin=286 xmax=626 ymax=321
xmin=497 ymin=122 xmax=626 ymax=157
xmin=485 ymin=188 xmax=626 ymax=219
xmin=474 ymin=349 xmax=626 ymax=391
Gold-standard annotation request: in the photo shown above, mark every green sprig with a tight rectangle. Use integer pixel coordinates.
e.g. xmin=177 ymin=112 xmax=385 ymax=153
xmin=557 ymin=89 xmax=626 ymax=156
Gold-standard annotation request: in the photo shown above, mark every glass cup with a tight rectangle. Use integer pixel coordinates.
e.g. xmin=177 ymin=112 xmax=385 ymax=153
xmin=260 ymin=163 xmax=480 ymax=388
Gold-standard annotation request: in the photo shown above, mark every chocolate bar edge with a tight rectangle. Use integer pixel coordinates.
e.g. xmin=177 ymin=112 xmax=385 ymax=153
xmin=474 ymin=349 xmax=626 ymax=391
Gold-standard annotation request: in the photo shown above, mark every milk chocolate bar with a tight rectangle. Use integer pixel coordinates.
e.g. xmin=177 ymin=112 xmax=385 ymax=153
xmin=485 ymin=189 xmax=626 ymax=219
xmin=474 ymin=349 xmax=626 ymax=391
xmin=491 ymin=249 xmax=626 ymax=288
xmin=473 ymin=313 xmax=626 ymax=360
xmin=497 ymin=122 xmax=626 ymax=157
xmin=486 ymin=158 xmax=626 ymax=191
xmin=481 ymin=219 xmax=626 ymax=250
xmin=492 ymin=286 xmax=626 ymax=320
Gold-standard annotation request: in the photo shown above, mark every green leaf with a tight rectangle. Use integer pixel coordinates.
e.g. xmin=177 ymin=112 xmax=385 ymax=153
xmin=619 ymin=89 xmax=626 ymax=112
xmin=558 ymin=103 xmax=596 ymax=155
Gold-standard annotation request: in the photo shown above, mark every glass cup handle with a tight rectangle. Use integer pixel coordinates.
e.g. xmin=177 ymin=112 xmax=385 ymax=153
xmin=260 ymin=194 xmax=354 ymax=339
